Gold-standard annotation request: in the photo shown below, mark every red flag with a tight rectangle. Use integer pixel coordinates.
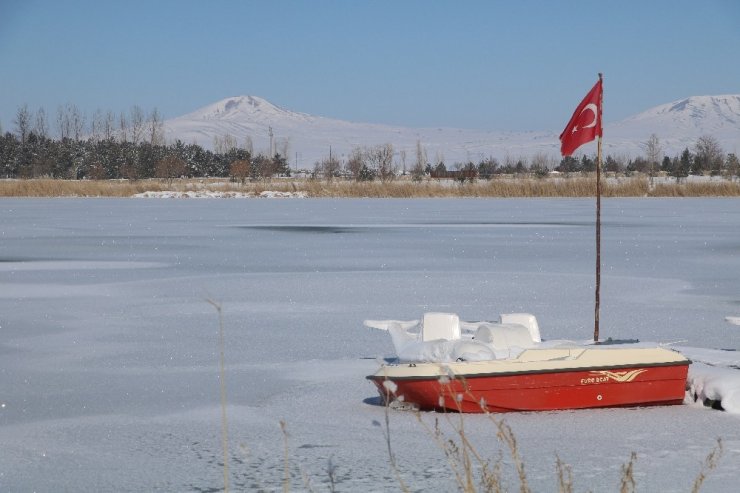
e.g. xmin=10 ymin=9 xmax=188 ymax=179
xmin=559 ymin=79 xmax=602 ymax=156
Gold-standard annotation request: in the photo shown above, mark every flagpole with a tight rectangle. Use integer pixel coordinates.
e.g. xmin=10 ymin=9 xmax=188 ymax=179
xmin=594 ymin=72 xmax=603 ymax=343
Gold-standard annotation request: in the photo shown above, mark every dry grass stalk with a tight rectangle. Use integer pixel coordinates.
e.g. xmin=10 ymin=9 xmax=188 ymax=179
xmin=326 ymin=456 xmax=338 ymax=493
xmin=280 ymin=420 xmax=290 ymax=493
xmin=619 ymin=452 xmax=637 ymax=493
xmin=206 ymin=298 xmax=230 ymax=493
xmin=388 ymin=372 xmax=722 ymax=493
xmin=555 ymin=455 xmax=573 ymax=493
xmin=381 ymin=383 xmax=411 ymax=493
xmin=691 ymin=438 xmax=724 ymax=493
xmin=399 ymin=375 xmax=531 ymax=493
xmin=493 ymin=420 xmax=531 ymax=493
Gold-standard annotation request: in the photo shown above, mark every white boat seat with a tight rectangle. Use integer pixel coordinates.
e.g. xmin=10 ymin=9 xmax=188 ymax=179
xmin=499 ymin=313 xmax=541 ymax=342
xmin=475 ymin=323 xmax=536 ymax=351
xmin=421 ymin=312 xmax=461 ymax=341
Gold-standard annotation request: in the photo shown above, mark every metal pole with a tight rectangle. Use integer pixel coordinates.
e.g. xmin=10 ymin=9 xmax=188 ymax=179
xmin=594 ymin=73 xmax=603 ymax=343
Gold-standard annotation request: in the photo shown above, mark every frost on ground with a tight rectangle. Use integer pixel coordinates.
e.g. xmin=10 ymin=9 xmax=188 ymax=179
xmin=1 ymin=198 xmax=739 ymax=492
xmin=133 ymin=190 xmax=307 ymax=198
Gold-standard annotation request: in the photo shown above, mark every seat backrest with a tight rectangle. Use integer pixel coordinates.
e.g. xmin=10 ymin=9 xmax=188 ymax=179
xmin=475 ymin=324 xmax=535 ymax=350
xmin=421 ymin=312 xmax=461 ymax=341
xmin=499 ymin=313 xmax=541 ymax=342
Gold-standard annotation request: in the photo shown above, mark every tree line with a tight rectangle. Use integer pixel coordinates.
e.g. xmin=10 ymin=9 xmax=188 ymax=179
xmin=2 ymin=104 xmax=738 ymax=183
xmin=1 ymin=104 xmax=292 ymax=181
xmin=314 ymin=134 xmax=738 ymax=183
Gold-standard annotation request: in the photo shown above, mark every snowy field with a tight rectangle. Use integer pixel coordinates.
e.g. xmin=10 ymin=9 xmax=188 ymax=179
xmin=1 ymin=197 xmax=739 ymax=492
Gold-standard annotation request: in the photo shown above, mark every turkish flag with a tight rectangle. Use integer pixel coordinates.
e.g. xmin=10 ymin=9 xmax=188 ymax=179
xmin=559 ymin=79 xmax=602 ymax=156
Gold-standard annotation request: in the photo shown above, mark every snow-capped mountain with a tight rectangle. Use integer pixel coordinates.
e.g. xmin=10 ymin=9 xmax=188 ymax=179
xmin=604 ymin=95 xmax=740 ymax=158
xmin=164 ymin=95 xmax=740 ymax=168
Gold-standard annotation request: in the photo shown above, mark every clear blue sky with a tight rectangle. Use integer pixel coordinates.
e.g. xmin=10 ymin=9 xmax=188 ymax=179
xmin=1 ymin=0 xmax=739 ymax=135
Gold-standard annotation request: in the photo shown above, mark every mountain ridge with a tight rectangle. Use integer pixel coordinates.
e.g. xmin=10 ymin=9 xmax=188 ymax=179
xmin=164 ymin=94 xmax=740 ymax=168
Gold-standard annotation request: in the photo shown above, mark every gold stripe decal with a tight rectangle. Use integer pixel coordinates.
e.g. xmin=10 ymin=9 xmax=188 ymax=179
xmin=588 ymin=369 xmax=648 ymax=383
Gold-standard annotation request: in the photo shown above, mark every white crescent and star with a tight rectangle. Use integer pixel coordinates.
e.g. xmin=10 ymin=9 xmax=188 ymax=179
xmin=571 ymin=103 xmax=598 ymax=133
xmin=581 ymin=104 xmax=598 ymax=128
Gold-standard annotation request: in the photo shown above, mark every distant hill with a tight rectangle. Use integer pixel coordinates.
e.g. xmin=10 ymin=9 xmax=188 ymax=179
xmin=604 ymin=95 xmax=740 ymax=158
xmin=164 ymin=94 xmax=740 ymax=168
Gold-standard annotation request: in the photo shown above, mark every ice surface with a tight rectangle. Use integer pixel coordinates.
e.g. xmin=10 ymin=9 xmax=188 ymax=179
xmin=1 ymin=197 xmax=739 ymax=491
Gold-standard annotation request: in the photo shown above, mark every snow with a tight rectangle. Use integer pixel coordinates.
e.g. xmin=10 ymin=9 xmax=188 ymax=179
xmin=1 ymin=197 xmax=740 ymax=491
xmin=132 ymin=190 xmax=307 ymax=199
xmin=164 ymin=94 xmax=740 ymax=166
xmin=364 ymin=315 xmax=546 ymax=362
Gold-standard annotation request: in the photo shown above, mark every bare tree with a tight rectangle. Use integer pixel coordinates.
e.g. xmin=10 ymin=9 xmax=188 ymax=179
xmin=56 ymin=105 xmax=71 ymax=140
xmin=34 ymin=107 xmax=49 ymax=138
xmin=367 ymin=143 xmax=396 ymax=182
xmin=91 ymin=109 xmax=104 ymax=142
xmin=411 ymin=140 xmax=426 ymax=181
xmin=316 ymin=155 xmax=341 ymax=181
xmin=118 ymin=111 xmax=128 ymax=143
xmin=148 ymin=108 xmax=164 ymax=145
xmin=225 ymin=134 xmax=238 ymax=152
xmin=344 ymin=146 xmax=365 ymax=180
xmin=129 ymin=105 xmax=145 ymax=144
xmin=229 ymin=159 xmax=251 ymax=185
xmin=694 ymin=135 xmax=724 ymax=175
xmin=530 ymin=152 xmax=552 ymax=177
xmin=644 ymin=133 xmax=662 ymax=182
xmin=276 ymin=137 xmax=290 ymax=160
xmin=214 ymin=134 xmax=237 ymax=154
xmin=243 ymin=135 xmax=254 ymax=154
xmin=725 ymin=153 xmax=739 ymax=181
xmin=104 ymin=110 xmax=116 ymax=141
xmin=434 ymin=150 xmax=445 ymax=171
xmin=155 ymin=155 xmax=186 ymax=185
xmin=14 ymin=104 xmax=31 ymax=144
xmin=69 ymin=104 xmax=85 ymax=141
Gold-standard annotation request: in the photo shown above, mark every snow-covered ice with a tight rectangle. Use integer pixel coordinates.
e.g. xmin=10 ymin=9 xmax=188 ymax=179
xmin=1 ymin=197 xmax=739 ymax=491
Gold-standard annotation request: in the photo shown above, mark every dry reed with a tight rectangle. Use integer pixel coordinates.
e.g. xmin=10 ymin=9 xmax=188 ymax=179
xmin=3 ymin=176 xmax=740 ymax=198
xmin=206 ymin=298 xmax=230 ymax=493
xmin=690 ymin=438 xmax=724 ymax=493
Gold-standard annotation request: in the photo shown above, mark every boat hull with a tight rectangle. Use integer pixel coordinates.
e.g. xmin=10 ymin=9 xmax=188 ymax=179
xmin=367 ymin=348 xmax=690 ymax=413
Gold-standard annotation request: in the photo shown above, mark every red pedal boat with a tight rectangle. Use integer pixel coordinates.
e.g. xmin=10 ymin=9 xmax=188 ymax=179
xmin=366 ymin=312 xmax=690 ymax=413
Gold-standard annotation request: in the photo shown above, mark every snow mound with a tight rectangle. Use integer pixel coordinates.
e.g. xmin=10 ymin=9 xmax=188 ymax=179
xmin=687 ymin=363 xmax=740 ymax=413
xmin=678 ymin=346 xmax=740 ymax=414
xmin=258 ymin=190 xmax=308 ymax=198
xmin=132 ymin=190 xmax=307 ymax=199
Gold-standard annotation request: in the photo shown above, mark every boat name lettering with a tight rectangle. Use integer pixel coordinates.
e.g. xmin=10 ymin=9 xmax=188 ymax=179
xmin=580 ymin=369 xmax=648 ymax=385
xmin=580 ymin=376 xmax=610 ymax=385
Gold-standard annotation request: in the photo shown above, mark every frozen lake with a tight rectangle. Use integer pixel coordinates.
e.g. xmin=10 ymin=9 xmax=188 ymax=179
xmin=1 ymin=197 xmax=739 ymax=491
